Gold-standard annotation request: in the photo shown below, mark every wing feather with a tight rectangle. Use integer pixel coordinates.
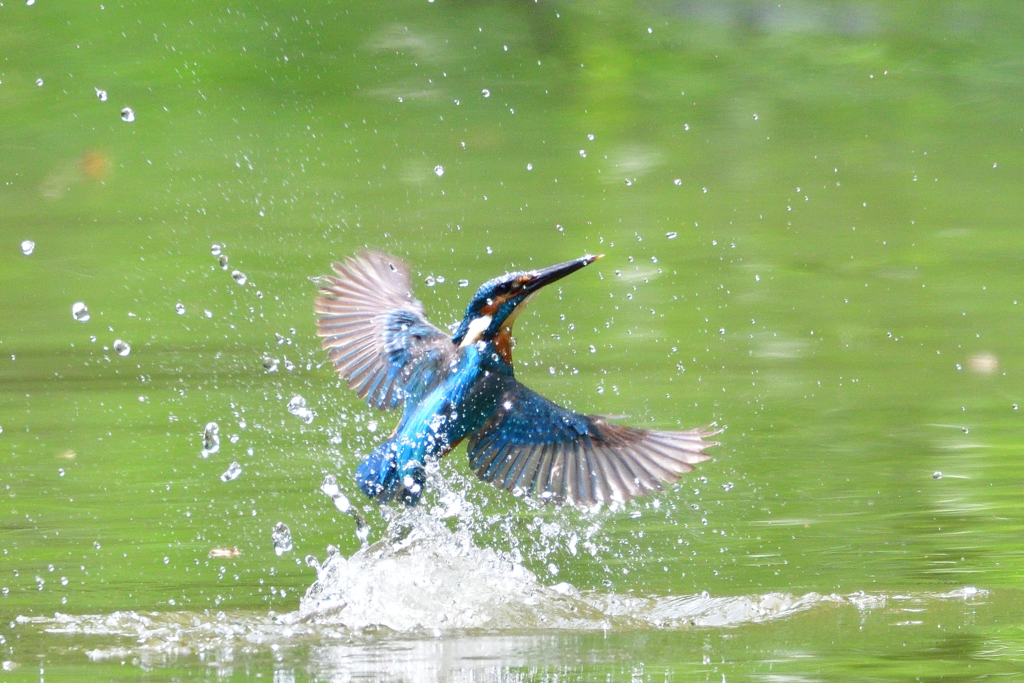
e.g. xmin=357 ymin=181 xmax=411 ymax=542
xmin=315 ymin=251 xmax=456 ymax=410
xmin=467 ymin=379 xmax=719 ymax=506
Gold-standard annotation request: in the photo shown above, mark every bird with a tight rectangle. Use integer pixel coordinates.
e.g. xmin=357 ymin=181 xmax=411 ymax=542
xmin=314 ymin=251 xmax=719 ymax=507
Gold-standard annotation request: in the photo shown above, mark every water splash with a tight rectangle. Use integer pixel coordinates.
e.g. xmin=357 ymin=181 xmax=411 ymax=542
xmin=286 ymin=395 xmax=315 ymax=424
xmin=320 ymin=475 xmax=369 ymax=547
xmin=201 ymin=422 xmax=220 ymax=457
xmin=220 ymin=462 xmax=242 ymax=482
xmin=272 ymin=522 xmax=293 ymax=556
xmin=71 ymin=302 xmax=90 ymax=322
xmin=299 ymin=508 xmax=597 ymax=631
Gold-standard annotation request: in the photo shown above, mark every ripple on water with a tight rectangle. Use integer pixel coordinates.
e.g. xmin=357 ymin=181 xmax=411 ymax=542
xmin=11 ymin=476 xmax=988 ymax=671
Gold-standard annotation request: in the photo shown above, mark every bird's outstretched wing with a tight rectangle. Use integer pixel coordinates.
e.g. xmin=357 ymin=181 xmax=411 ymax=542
xmin=467 ymin=379 xmax=719 ymax=506
xmin=315 ymin=251 xmax=456 ymax=410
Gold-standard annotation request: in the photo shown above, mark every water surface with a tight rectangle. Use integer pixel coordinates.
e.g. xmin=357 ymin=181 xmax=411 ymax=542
xmin=2 ymin=0 xmax=1024 ymax=679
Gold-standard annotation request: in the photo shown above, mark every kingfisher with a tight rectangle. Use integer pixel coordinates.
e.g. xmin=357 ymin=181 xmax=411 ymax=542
xmin=315 ymin=251 xmax=719 ymax=507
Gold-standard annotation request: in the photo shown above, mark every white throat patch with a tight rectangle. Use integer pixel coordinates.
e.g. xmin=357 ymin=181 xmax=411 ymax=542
xmin=459 ymin=315 xmax=493 ymax=347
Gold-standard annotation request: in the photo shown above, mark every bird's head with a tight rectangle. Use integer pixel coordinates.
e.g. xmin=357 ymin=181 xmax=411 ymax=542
xmin=452 ymin=254 xmax=602 ymax=347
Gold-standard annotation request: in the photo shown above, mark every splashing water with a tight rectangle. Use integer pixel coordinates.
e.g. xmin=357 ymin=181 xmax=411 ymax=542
xmin=71 ymin=302 xmax=90 ymax=322
xmin=295 ymin=494 xmax=984 ymax=631
xmin=320 ymin=475 xmax=370 ymax=548
xmin=287 ymin=395 xmax=315 ymax=424
xmin=220 ymin=462 xmax=242 ymax=482
xmin=201 ymin=422 xmax=220 ymax=457
xmin=272 ymin=522 xmax=293 ymax=556
xmin=12 ymin=472 xmax=988 ymax=670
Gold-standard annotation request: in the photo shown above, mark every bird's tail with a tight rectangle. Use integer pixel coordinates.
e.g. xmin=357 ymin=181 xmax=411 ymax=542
xmin=355 ymin=439 xmax=427 ymax=506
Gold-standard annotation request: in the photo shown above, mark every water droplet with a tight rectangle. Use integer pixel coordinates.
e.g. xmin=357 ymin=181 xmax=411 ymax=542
xmin=35 ymin=78 xmax=44 ymax=87
xmin=425 ymin=276 xmax=436 ymax=287
xmin=434 ymin=165 xmax=444 ymax=177
xmin=202 ymin=422 xmax=220 ymax=457
xmin=120 ymin=107 xmax=135 ymax=122
xmin=231 ymin=270 xmax=247 ymax=285
xmin=579 ymin=149 xmax=586 ymax=157
xmin=271 ymin=522 xmax=293 ymax=556
xmin=20 ymin=240 xmax=34 ymax=255
xmin=175 ymin=302 xmax=185 ymax=315
xmin=673 ymin=179 xmax=682 ymax=186
xmin=486 ymin=246 xmax=492 ymax=254
xmin=218 ymin=254 xmax=229 ymax=269
xmin=458 ymin=279 xmax=469 ymax=287
xmin=262 ymin=356 xmax=279 ymax=372
xmin=220 ymin=462 xmax=242 ymax=482
xmin=436 ymin=275 xmax=445 ymax=283
xmin=71 ymin=302 xmax=90 ymax=322
xmin=332 ymin=491 xmax=353 ymax=514
xmin=933 ymin=471 xmax=943 ymax=479
xmin=287 ymin=395 xmax=315 ymax=424
xmin=112 ymin=339 xmax=130 ymax=356
xmin=526 ymin=163 xmax=533 ymax=171
xmin=587 ymin=134 xmax=595 ymax=141
xmin=95 ymin=88 xmax=107 ymax=102
xmin=58 ymin=468 xmax=64 ymax=477
xmin=481 ymin=89 xmax=490 ymax=98
xmin=320 ymin=475 xmax=340 ymax=499
xmin=666 ymin=231 xmax=678 ymax=239
xmin=367 ymin=420 xmax=378 ymax=432
xmin=210 ymin=244 xmax=222 ymax=256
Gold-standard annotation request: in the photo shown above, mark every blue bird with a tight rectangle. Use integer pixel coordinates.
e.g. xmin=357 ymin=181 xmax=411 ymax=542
xmin=315 ymin=251 xmax=719 ymax=507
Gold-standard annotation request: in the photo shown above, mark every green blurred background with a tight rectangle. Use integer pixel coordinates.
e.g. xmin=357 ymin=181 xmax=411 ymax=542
xmin=2 ymin=0 xmax=1024 ymax=679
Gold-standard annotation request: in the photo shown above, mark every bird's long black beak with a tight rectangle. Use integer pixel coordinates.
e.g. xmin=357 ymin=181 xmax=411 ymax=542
xmin=522 ymin=254 xmax=603 ymax=293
